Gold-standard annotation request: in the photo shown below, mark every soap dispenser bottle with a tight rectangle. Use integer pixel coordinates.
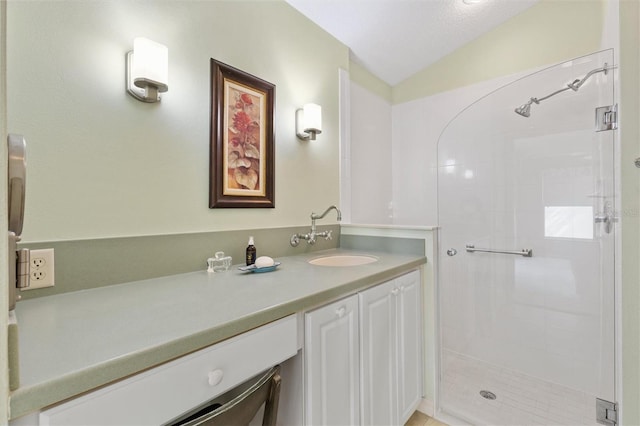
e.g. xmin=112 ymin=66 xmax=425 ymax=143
xmin=246 ymin=236 xmax=256 ymax=266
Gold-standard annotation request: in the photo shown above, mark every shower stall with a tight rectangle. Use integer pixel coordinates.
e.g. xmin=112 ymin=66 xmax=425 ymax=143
xmin=437 ymin=50 xmax=617 ymax=425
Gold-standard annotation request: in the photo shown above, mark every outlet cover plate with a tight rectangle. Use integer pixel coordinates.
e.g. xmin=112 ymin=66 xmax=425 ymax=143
xmin=25 ymin=248 xmax=55 ymax=290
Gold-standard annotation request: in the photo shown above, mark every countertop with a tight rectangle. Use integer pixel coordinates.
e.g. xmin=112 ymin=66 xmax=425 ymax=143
xmin=10 ymin=248 xmax=426 ymax=419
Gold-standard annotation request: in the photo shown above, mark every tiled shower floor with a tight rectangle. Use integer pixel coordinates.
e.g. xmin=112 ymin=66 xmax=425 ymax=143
xmin=440 ymin=350 xmax=600 ymax=426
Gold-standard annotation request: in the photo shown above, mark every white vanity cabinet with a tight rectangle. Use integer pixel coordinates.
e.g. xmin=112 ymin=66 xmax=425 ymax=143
xmin=360 ymin=269 xmax=423 ymax=425
xmin=21 ymin=315 xmax=298 ymax=426
xmin=395 ymin=271 xmax=423 ymax=423
xmin=304 ymin=270 xmax=423 ymax=426
xmin=304 ymin=294 xmax=360 ymax=426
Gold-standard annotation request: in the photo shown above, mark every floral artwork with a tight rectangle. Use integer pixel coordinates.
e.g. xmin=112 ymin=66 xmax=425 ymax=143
xmin=225 ymin=86 xmax=263 ymax=194
xmin=210 ymin=59 xmax=275 ymax=208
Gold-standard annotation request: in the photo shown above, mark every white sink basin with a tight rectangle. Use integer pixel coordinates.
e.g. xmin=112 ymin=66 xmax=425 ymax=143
xmin=308 ymin=255 xmax=378 ymax=267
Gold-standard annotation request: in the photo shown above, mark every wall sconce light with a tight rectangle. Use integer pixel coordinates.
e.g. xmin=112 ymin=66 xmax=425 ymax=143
xmin=296 ymin=103 xmax=322 ymax=140
xmin=126 ymin=37 xmax=168 ymax=103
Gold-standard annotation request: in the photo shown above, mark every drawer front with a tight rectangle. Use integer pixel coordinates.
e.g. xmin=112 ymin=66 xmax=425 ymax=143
xmin=40 ymin=315 xmax=297 ymax=426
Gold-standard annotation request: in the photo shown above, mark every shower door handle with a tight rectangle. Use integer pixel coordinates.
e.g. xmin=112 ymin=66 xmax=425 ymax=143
xmin=595 ymin=213 xmax=614 ymax=234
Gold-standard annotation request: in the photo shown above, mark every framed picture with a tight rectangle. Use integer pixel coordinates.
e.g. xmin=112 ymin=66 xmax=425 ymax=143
xmin=209 ymin=59 xmax=275 ymax=208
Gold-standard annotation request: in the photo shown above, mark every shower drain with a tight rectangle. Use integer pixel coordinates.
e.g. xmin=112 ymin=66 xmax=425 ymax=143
xmin=479 ymin=390 xmax=497 ymax=400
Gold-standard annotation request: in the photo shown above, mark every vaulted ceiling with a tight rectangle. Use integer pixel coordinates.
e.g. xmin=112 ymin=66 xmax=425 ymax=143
xmin=285 ymin=0 xmax=541 ymax=85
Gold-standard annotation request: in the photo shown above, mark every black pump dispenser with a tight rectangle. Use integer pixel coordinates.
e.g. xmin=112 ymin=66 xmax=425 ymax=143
xmin=246 ymin=236 xmax=256 ymax=266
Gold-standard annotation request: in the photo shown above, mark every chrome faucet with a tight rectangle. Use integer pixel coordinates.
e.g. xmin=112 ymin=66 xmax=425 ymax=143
xmin=290 ymin=205 xmax=342 ymax=246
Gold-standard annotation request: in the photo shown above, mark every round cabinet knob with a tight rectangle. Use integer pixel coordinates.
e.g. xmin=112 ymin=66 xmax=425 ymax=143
xmin=336 ymin=306 xmax=346 ymax=318
xmin=208 ymin=369 xmax=224 ymax=386
xmin=391 ymin=288 xmax=400 ymax=296
xmin=446 ymin=248 xmax=457 ymax=256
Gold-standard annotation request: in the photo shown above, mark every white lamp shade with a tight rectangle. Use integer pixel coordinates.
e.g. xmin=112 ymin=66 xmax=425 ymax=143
xmin=302 ymin=103 xmax=322 ymax=133
xmin=131 ymin=37 xmax=168 ymax=90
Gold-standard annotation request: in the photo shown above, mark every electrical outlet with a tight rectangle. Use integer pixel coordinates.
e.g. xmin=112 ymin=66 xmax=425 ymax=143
xmin=32 ymin=270 xmax=46 ymax=281
xmin=24 ymin=248 xmax=55 ymax=290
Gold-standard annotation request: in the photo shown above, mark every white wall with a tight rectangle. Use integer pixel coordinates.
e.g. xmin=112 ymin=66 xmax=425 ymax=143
xmin=6 ymin=1 xmax=348 ymax=242
xmin=348 ymin=81 xmax=393 ymax=224
xmin=391 ymin=73 xmax=526 ymax=226
xmin=348 ymin=64 xmax=539 ymax=228
xmin=347 ymin=67 xmax=529 ymax=227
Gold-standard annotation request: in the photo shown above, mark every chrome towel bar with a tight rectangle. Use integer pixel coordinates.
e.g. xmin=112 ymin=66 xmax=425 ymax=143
xmin=465 ymin=244 xmax=533 ymax=258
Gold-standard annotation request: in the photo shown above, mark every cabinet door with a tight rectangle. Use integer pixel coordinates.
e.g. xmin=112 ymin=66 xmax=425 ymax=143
xmin=396 ymin=270 xmax=423 ymax=424
xmin=305 ymin=295 xmax=360 ymax=426
xmin=359 ymin=279 xmax=397 ymax=426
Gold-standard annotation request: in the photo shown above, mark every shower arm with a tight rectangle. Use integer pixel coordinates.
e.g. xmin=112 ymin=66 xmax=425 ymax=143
xmin=533 ymin=85 xmax=572 ymax=104
xmin=518 ymin=63 xmax=616 ymax=113
xmin=568 ymin=65 xmax=612 ymax=91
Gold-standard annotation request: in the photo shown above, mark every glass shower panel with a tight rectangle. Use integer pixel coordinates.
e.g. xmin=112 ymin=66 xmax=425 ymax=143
xmin=437 ymin=50 xmax=615 ymax=426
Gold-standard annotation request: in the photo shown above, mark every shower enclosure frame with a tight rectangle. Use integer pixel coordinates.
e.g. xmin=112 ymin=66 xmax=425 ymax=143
xmin=433 ymin=49 xmax=623 ymax=426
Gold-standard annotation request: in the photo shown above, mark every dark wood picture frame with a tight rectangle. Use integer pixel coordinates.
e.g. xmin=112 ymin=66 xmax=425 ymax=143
xmin=209 ymin=59 xmax=275 ymax=208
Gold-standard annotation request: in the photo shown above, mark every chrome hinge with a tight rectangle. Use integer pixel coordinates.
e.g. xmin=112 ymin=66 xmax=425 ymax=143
xmin=8 ymin=232 xmax=30 ymax=311
xmin=16 ymin=248 xmax=30 ymax=289
xmin=596 ymin=105 xmax=618 ymax=132
xmin=596 ymin=398 xmax=618 ymax=426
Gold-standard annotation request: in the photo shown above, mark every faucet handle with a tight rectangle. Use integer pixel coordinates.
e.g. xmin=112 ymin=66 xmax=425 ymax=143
xmin=325 ymin=230 xmax=333 ymax=241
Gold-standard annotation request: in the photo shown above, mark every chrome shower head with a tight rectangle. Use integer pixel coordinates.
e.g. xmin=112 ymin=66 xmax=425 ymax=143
xmin=514 ymin=102 xmax=532 ymax=117
xmin=514 ymin=98 xmax=539 ymax=118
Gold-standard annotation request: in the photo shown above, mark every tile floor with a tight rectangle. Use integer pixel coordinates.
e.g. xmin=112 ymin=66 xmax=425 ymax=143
xmin=406 ymin=410 xmax=448 ymax=426
xmin=440 ymin=350 xmax=600 ymax=425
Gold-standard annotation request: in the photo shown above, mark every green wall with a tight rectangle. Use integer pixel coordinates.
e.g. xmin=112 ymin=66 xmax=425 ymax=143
xmin=0 ymin=0 xmax=10 ymax=422
xmin=349 ymin=60 xmax=392 ymax=103
xmin=19 ymin=225 xmax=340 ymax=298
xmin=6 ymin=0 xmax=348 ymax=243
xmin=620 ymin=0 xmax=640 ymax=423
xmin=392 ymin=0 xmax=606 ymax=104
